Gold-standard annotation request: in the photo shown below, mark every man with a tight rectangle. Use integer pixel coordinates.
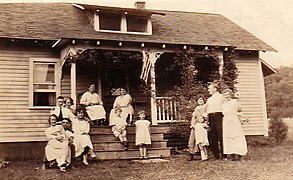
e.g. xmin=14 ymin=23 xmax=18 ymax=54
xmin=51 ymin=96 xmax=75 ymax=122
xmin=205 ymin=83 xmax=225 ymax=159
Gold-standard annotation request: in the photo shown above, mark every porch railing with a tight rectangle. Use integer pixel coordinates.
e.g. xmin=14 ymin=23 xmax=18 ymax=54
xmin=156 ymin=97 xmax=178 ymax=122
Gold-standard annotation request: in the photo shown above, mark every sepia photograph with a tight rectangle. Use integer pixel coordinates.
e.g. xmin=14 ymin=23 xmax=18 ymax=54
xmin=0 ymin=0 xmax=292 ymax=179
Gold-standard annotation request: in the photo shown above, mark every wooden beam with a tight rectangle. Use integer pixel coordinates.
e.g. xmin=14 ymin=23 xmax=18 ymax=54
xmin=70 ymin=63 xmax=77 ymax=103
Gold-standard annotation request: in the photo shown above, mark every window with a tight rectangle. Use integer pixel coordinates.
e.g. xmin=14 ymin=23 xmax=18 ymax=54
xmin=99 ymin=12 xmax=121 ymax=31
xmin=126 ymin=15 xmax=148 ymax=33
xmin=95 ymin=11 xmax=152 ymax=35
xmin=29 ymin=58 xmax=60 ymax=108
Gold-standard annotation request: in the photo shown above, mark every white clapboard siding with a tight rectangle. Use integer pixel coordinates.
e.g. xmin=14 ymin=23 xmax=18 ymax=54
xmin=235 ymin=54 xmax=268 ymax=136
xmin=0 ymin=48 xmax=57 ymax=142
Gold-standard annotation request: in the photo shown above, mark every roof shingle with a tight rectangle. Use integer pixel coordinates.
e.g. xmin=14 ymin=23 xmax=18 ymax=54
xmin=0 ymin=3 xmax=275 ymax=51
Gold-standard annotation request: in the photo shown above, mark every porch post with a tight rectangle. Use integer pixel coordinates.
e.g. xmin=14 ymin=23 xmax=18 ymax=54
xmin=70 ymin=62 xmax=77 ymax=103
xmin=150 ymin=59 xmax=157 ymax=125
xmin=149 ymin=52 xmax=163 ymax=125
xmin=97 ymin=67 xmax=102 ymax=98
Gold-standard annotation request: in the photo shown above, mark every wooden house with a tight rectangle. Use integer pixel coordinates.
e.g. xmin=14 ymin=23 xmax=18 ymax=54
xmin=0 ymin=2 xmax=276 ymax=159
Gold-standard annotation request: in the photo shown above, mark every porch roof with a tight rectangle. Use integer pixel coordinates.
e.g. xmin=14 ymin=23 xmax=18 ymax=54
xmin=0 ymin=3 xmax=275 ymax=52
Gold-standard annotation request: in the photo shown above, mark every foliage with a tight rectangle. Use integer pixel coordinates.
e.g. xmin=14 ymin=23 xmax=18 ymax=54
xmin=265 ymin=65 xmax=293 ymax=118
xmin=246 ymin=136 xmax=275 ymax=147
xmin=269 ymin=116 xmax=288 ymax=144
xmin=166 ymin=47 xmax=238 ymax=139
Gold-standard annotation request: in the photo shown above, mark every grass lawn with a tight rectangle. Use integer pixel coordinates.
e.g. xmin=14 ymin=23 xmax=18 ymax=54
xmin=1 ymin=140 xmax=293 ymax=180
xmin=1 ymin=121 xmax=293 ymax=180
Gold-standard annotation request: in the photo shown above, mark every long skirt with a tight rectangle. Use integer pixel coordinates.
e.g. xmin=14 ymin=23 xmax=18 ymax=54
xmin=86 ymin=105 xmax=106 ymax=120
xmin=74 ymin=134 xmax=94 ymax=157
xmin=188 ymin=129 xmax=199 ymax=154
xmin=223 ymin=115 xmax=247 ymax=156
xmin=45 ymin=139 xmax=69 ymax=167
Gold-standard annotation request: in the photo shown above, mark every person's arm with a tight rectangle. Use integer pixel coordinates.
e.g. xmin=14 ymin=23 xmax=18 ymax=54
xmin=236 ymin=100 xmax=244 ymax=124
xmin=80 ymin=93 xmax=89 ymax=106
xmin=45 ymin=128 xmax=55 ymax=140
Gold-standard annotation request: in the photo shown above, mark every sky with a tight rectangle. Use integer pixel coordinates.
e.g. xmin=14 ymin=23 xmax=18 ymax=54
xmin=1 ymin=0 xmax=293 ymax=68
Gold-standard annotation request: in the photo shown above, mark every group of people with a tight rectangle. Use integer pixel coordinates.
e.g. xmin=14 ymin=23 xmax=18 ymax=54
xmin=188 ymin=83 xmax=248 ymax=161
xmin=43 ymin=84 xmax=152 ymax=172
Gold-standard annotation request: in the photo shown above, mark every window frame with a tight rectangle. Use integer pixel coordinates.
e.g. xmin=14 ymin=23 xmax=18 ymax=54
xmin=29 ymin=58 xmax=60 ymax=109
xmin=94 ymin=12 xmax=152 ymax=35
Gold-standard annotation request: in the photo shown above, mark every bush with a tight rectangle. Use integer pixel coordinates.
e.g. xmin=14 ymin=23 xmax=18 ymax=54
xmin=269 ymin=117 xmax=288 ymax=144
xmin=246 ymin=136 xmax=275 ymax=147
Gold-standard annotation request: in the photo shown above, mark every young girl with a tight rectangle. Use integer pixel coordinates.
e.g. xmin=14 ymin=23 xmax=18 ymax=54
xmin=44 ymin=114 xmax=69 ymax=172
xmin=195 ymin=116 xmax=209 ymax=161
xmin=109 ymin=107 xmax=128 ymax=148
xmin=222 ymin=88 xmax=247 ymax=161
xmin=72 ymin=108 xmax=96 ymax=165
xmin=135 ymin=110 xmax=151 ymax=159
xmin=188 ymin=95 xmax=207 ymax=161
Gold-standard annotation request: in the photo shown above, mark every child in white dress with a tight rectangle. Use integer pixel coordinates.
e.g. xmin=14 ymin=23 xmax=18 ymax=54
xmin=135 ymin=110 xmax=151 ymax=159
xmin=195 ymin=116 xmax=209 ymax=161
xmin=72 ymin=108 xmax=96 ymax=165
xmin=222 ymin=89 xmax=247 ymax=161
xmin=110 ymin=107 xmax=128 ymax=149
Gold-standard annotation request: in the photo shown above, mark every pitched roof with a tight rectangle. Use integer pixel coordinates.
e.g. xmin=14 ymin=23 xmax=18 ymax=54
xmin=0 ymin=3 xmax=275 ymax=51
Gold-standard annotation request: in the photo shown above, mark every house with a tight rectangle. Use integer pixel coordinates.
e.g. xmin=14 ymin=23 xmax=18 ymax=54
xmin=0 ymin=2 xmax=276 ymax=159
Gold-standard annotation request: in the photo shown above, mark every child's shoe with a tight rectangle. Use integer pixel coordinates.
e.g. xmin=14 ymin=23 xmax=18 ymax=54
xmin=60 ymin=167 xmax=66 ymax=172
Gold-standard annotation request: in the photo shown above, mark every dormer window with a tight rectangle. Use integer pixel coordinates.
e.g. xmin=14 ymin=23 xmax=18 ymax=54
xmin=99 ymin=12 xmax=121 ymax=31
xmin=94 ymin=11 xmax=152 ymax=35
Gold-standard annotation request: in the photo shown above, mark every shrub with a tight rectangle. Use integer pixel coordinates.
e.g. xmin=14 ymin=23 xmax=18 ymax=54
xmin=246 ymin=136 xmax=275 ymax=147
xmin=269 ymin=117 xmax=288 ymax=144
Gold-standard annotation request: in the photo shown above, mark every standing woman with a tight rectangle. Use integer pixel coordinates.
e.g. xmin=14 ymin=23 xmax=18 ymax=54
xmin=188 ymin=95 xmax=206 ymax=161
xmin=112 ymin=87 xmax=134 ymax=125
xmin=222 ymin=89 xmax=247 ymax=161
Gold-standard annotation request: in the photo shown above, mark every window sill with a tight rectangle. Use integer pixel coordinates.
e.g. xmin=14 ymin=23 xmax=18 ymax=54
xmin=97 ymin=29 xmax=152 ymax=35
xmin=29 ymin=106 xmax=54 ymax=110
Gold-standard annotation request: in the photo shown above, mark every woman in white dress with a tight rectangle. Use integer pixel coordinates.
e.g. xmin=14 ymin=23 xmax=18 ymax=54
xmin=44 ymin=114 xmax=69 ymax=172
xmin=222 ymin=89 xmax=247 ymax=161
xmin=72 ymin=108 xmax=97 ymax=165
xmin=111 ymin=87 xmax=134 ymax=125
xmin=80 ymin=84 xmax=106 ymax=125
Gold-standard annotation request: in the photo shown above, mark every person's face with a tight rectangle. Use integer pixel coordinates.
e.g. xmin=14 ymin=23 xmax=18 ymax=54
xmin=197 ymin=97 xmax=204 ymax=105
xmin=208 ymin=85 xmax=217 ymax=95
xmin=50 ymin=116 xmax=57 ymax=126
xmin=57 ymin=98 xmax=64 ymax=107
xmin=223 ymin=91 xmax=232 ymax=100
xmin=62 ymin=120 xmax=70 ymax=129
xmin=89 ymin=85 xmax=95 ymax=93
xmin=116 ymin=110 xmax=122 ymax=116
xmin=198 ymin=117 xmax=205 ymax=123
xmin=139 ymin=113 xmax=146 ymax=119
xmin=120 ymin=88 xmax=126 ymax=95
xmin=65 ymin=99 xmax=71 ymax=107
xmin=77 ymin=111 xmax=84 ymax=119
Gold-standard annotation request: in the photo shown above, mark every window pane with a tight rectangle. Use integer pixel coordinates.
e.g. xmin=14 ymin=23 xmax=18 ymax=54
xmin=34 ymin=64 xmax=55 ymax=83
xmin=127 ymin=15 xmax=148 ymax=32
xmin=99 ymin=12 xmax=121 ymax=31
xmin=34 ymin=92 xmax=56 ymax=106
xmin=34 ymin=84 xmax=56 ymax=90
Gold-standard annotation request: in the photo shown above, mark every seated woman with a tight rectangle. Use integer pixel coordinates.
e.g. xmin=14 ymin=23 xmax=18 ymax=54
xmin=44 ymin=114 xmax=70 ymax=172
xmin=80 ymin=84 xmax=106 ymax=125
xmin=110 ymin=87 xmax=134 ymax=126
xmin=72 ymin=108 xmax=97 ymax=165
xmin=64 ymin=97 xmax=76 ymax=115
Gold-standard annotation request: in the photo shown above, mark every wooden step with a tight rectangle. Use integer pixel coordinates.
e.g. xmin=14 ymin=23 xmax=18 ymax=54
xmin=90 ymin=133 xmax=164 ymax=142
xmin=94 ymin=148 xmax=171 ymax=160
xmin=93 ymin=141 xmax=167 ymax=151
xmin=90 ymin=125 xmax=170 ymax=134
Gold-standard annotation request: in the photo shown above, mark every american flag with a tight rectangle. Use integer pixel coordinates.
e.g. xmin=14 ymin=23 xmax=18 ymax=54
xmin=140 ymin=50 xmax=152 ymax=83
